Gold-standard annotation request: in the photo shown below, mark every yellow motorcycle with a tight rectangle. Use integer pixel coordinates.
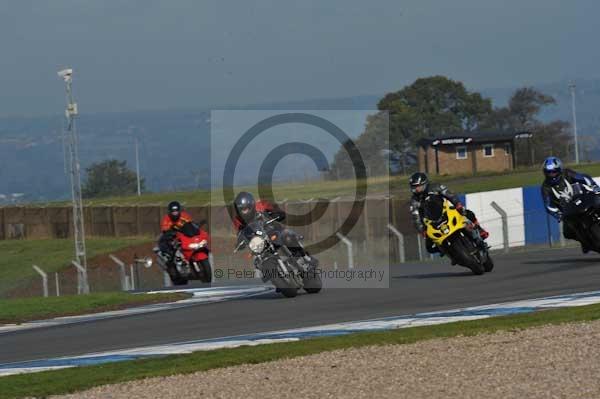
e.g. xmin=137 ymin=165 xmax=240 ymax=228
xmin=423 ymin=195 xmax=493 ymax=275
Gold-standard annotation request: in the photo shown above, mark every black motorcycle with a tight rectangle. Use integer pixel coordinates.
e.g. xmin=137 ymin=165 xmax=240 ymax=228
xmin=557 ymin=181 xmax=600 ymax=252
xmin=235 ymin=215 xmax=322 ymax=298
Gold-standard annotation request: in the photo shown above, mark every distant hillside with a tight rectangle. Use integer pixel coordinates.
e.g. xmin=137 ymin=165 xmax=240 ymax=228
xmin=0 ymin=110 xmax=211 ymax=202
xmin=1 ymin=79 xmax=599 ymax=203
xmin=0 ymin=98 xmax=378 ymax=203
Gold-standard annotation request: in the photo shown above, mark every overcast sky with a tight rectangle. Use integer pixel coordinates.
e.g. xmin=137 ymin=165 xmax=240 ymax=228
xmin=1 ymin=0 xmax=598 ymax=117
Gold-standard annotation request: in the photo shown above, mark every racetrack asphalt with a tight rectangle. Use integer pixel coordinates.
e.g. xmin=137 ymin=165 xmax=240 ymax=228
xmin=1 ymin=246 xmax=599 ymax=364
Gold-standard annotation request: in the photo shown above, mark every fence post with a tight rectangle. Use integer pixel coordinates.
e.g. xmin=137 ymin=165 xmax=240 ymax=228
xmin=559 ymin=221 xmax=566 ymax=247
xmin=490 ymin=201 xmax=509 ymax=253
xmin=71 ymin=260 xmax=90 ymax=294
xmin=109 ymin=254 xmax=129 ymax=291
xmin=55 ymin=272 xmax=60 ymax=297
xmin=163 ymin=271 xmax=172 ymax=288
xmin=129 ymin=264 xmax=136 ymax=290
xmin=32 ymin=265 xmax=48 ymax=297
xmin=208 ymin=253 xmax=218 ymax=282
xmin=111 ymin=207 xmax=118 ymax=236
xmin=417 ymin=234 xmax=424 ymax=261
xmin=387 ymin=224 xmax=405 ymax=263
xmin=336 ymin=232 xmax=354 ymax=270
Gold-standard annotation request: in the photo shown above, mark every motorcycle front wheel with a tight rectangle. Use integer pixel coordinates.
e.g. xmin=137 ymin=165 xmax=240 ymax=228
xmin=448 ymin=234 xmax=485 ymax=275
xmin=271 ymin=277 xmax=298 ymax=298
xmin=588 ymin=223 xmax=600 ymax=252
xmin=167 ymin=265 xmax=188 ymax=285
xmin=483 ymin=254 xmax=494 ymax=272
xmin=264 ymin=258 xmax=299 ymax=298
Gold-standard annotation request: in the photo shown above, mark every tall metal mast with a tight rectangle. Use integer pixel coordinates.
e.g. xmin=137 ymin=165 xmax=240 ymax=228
xmin=135 ymin=135 xmax=141 ymax=196
xmin=58 ymin=68 xmax=89 ymax=293
xmin=569 ymin=82 xmax=580 ymax=165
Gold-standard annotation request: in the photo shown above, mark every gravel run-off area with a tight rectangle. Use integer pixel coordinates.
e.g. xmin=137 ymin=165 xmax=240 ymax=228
xmin=53 ymin=320 xmax=600 ymax=399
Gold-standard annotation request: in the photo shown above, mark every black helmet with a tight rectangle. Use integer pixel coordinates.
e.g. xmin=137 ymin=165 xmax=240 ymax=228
xmin=234 ymin=192 xmax=256 ymax=222
xmin=167 ymin=201 xmax=182 ymax=221
xmin=409 ymin=172 xmax=429 ymax=195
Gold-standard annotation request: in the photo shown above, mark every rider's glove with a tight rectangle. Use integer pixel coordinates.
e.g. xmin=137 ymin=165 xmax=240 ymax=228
xmin=593 ymin=186 xmax=600 ymax=194
xmin=455 ymin=203 xmax=466 ymax=215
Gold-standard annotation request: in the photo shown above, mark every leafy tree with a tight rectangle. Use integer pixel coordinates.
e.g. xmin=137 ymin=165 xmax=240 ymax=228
xmin=330 ymin=76 xmax=493 ymax=177
xmin=529 ymin=120 xmax=572 ymax=164
xmin=378 ymin=76 xmax=493 ymax=150
xmin=508 ymin=87 xmax=555 ymax=129
xmin=482 ymin=87 xmax=567 ymax=166
xmin=82 ymin=159 xmax=144 ymax=198
xmin=329 ymin=112 xmax=390 ymax=179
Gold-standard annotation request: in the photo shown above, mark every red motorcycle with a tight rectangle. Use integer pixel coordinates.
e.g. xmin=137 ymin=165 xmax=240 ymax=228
xmin=154 ymin=222 xmax=212 ymax=285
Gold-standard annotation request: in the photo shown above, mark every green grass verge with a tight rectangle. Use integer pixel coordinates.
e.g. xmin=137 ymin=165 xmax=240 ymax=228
xmin=0 ymin=292 xmax=189 ymax=325
xmin=29 ymin=161 xmax=600 ymax=206
xmin=0 ymin=238 xmax=149 ymax=297
xmin=2 ymin=302 xmax=600 ymax=398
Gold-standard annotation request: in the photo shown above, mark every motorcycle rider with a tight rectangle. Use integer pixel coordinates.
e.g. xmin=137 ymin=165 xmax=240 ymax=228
xmin=233 ymin=191 xmax=311 ymax=257
xmin=409 ymin=172 xmax=488 ymax=254
xmin=158 ymin=201 xmax=193 ymax=260
xmin=541 ymin=156 xmax=600 ymax=253
xmin=233 ymin=192 xmax=286 ymax=232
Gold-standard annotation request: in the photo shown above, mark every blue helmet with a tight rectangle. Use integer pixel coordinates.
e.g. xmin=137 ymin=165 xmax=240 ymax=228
xmin=542 ymin=157 xmax=563 ymax=185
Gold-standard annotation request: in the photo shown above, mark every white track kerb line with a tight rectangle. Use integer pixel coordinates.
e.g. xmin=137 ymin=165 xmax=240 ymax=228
xmin=0 ymin=285 xmax=273 ymax=335
xmin=2 ymin=290 xmax=600 ymax=377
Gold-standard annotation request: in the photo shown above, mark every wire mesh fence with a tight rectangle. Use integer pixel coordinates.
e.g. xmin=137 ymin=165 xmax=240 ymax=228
xmin=0 ymin=198 xmax=583 ymax=298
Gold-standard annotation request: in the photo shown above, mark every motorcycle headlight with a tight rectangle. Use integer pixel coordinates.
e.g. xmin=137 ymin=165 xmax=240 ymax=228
xmin=188 ymin=240 xmax=207 ymax=249
xmin=248 ymin=236 xmax=266 ymax=254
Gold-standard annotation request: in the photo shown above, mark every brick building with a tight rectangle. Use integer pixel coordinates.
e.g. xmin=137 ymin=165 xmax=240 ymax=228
xmin=417 ymin=132 xmax=528 ymax=175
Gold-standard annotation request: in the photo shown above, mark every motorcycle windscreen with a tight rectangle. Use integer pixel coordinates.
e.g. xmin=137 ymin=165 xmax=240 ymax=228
xmin=180 ymin=222 xmax=201 ymax=238
xmin=423 ymin=195 xmax=446 ymax=226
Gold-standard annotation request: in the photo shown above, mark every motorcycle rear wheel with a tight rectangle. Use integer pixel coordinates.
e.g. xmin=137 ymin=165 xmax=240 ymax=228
xmin=302 ymin=262 xmax=322 ymax=294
